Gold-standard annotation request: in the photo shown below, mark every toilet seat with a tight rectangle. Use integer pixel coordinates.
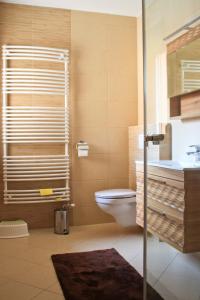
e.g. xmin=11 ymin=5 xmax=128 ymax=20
xmin=95 ymin=189 xmax=136 ymax=205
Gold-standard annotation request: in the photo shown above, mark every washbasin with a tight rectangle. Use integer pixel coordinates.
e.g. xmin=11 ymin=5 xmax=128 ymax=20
xmin=147 ymin=160 xmax=200 ymax=170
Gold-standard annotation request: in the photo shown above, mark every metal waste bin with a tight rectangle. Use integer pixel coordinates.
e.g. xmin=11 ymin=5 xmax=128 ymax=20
xmin=54 ymin=206 xmax=69 ymax=234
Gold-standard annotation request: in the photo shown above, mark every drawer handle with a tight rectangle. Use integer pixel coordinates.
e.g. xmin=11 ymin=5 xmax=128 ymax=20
xmin=147 ymin=206 xmax=166 ymax=217
xmin=148 ymin=178 xmax=166 ymax=185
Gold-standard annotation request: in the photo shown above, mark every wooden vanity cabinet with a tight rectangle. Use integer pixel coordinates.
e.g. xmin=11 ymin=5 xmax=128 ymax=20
xmin=136 ymin=162 xmax=200 ymax=253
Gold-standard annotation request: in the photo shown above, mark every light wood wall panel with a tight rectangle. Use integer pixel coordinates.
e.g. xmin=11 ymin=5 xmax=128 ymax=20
xmin=0 ymin=3 xmax=71 ymax=228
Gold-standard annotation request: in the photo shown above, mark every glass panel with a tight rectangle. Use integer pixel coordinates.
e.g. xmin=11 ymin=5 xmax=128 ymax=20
xmin=143 ymin=1 xmax=200 ymax=299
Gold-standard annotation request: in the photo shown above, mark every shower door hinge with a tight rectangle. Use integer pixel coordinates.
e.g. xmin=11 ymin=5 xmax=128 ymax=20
xmin=145 ymin=134 xmax=165 ymax=145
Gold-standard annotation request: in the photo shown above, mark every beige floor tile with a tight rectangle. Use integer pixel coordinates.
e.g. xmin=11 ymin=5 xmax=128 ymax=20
xmin=146 ymin=236 xmax=178 ymax=276
xmin=0 ymin=243 xmax=52 ymax=267
xmin=129 ymin=254 xmax=159 ymax=287
xmin=115 ymin=230 xmax=143 ymax=262
xmin=0 ymin=257 xmax=57 ymax=289
xmin=130 ymin=236 xmax=178 ymax=287
xmin=34 ymin=290 xmax=65 ymax=300
xmin=0 ymin=238 xmax=30 ymax=258
xmin=1 ymin=222 xmax=199 ymax=300
xmin=153 ymin=281 xmax=179 ymax=300
xmin=0 ymin=276 xmax=9 ymax=287
xmin=155 ymin=252 xmax=200 ymax=300
xmin=25 ymin=233 xmax=75 ymax=253
xmin=0 ymin=280 xmax=41 ymax=300
xmin=47 ymin=281 xmax=63 ymax=295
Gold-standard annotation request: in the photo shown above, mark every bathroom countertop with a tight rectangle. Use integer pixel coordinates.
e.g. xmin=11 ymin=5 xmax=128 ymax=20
xmin=135 ymin=160 xmax=200 ymax=171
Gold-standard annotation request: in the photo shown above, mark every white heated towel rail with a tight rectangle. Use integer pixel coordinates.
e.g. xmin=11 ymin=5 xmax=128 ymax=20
xmin=4 ymin=188 xmax=70 ymax=204
xmin=2 ymin=45 xmax=70 ymax=204
xmin=181 ymin=60 xmax=200 ymax=92
xmin=3 ymin=106 xmax=69 ymax=143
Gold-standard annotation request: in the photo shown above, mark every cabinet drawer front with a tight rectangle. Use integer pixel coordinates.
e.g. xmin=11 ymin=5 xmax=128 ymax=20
xmin=136 ymin=202 xmax=144 ymax=227
xmin=136 ymin=202 xmax=184 ymax=249
xmin=147 ymin=206 xmax=184 ymax=248
xmin=148 ymin=200 xmax=183 ymax=223
xmin=148 ymin=165 xmax=184 ymax=182
xmin=147 ymin=173 xmax=184 ymax=189
xmin=136 ymin=172 xmax=185 ymax=212
xmin=136 ymin=163 xmax=184 ymax=182
xmin=147 ymin=177 xmax=185 ymax=212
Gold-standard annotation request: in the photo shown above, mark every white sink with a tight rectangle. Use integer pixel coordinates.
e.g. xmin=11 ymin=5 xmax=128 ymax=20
xmin=147 ymin=160 xmax=200 ymax=170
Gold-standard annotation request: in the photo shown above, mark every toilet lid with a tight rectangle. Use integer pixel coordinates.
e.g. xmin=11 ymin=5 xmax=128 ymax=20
xmin=95 ymin=189 xmax=136 ymax=199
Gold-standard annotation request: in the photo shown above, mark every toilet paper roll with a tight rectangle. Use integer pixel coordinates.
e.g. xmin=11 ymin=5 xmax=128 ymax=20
xmin=78 ymin=148 xmax=88 ymax=157
xmin=76 ymin=141 xmax=89 ymax=157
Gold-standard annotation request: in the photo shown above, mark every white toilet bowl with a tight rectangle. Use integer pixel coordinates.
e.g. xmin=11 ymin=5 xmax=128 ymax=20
xmin=95 ymin=189 xmax=136 ymax=227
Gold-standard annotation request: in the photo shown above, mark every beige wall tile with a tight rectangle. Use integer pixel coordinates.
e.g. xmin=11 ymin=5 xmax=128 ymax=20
xmin=106 ymin=22 xmax=137 ymax=48
xmin=107 ymin=100 xmax=137 ymax=127
xmin=71 ymin=48 xmax=107 ymax=74
xmin=106 ymin=26 xmax=137 ymax=70
xmin=71 ymin=179 xmax=106 ymax=206
xmin=108 ymin=154 xmax=129 ymax=180
xmin=71 ymin=23 xmax=106 ymax=52
xmin=71 ymin=72 xmax=107 ymax=102
xmin=73 ymin=204 xmax=114 ymax=226
xmin=71 ymin=100 xmax=108 ymax=128
xmin=72 ymin=127 xmax=108 ymax=154
xmin=71 ymin=154 xmax=109 ymax=181
xmin=107 ymin=127 xmax=128 ymax=154
xmin=108 ymin=178 xmax=129 ymax=189
xmin=108 ymin=72 xmax=137 ymax=102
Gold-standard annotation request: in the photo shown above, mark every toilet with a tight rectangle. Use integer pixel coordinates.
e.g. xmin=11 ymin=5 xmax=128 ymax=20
xmin=95 ymin=189 xmax=136 ymax=227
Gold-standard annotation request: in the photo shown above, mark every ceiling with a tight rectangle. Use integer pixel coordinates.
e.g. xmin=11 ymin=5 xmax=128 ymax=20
xmin=1 ymin=0 xmax=142 ymax=17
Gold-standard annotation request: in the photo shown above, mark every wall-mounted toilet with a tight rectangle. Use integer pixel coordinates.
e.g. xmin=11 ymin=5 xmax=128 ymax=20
xmin=95 ymin=189 xmax=136 ymax=227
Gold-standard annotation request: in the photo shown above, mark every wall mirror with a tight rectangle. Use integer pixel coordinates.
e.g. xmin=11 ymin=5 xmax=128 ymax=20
xmin=167 ymin=34 xmax=200 ymax=98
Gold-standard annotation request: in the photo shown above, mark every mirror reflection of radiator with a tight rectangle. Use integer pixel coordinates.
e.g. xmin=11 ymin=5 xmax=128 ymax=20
xmin=2 ymin=45 xmax=70 ymax=204
xmin=181 ymin=60 xmax=200 ymax=92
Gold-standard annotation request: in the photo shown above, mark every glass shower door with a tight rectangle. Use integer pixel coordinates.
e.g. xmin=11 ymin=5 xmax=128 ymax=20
xmin=143 ymin=1 xmax=200 ymax=299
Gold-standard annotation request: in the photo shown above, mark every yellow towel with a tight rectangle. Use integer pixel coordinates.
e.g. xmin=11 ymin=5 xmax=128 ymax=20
xmin=40 ymin=188 xmax=53 ymax=196
xmin=56 ymin=197 xmax=62 ymax=201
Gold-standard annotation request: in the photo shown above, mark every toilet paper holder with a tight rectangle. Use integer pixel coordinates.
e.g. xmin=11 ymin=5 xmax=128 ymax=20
xmin=76 ymin=141 xmax=89 ymax=157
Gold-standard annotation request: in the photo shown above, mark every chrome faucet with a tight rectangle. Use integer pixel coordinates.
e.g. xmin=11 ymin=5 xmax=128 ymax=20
xmin=186 ymin=145 xmax=200 ymax=161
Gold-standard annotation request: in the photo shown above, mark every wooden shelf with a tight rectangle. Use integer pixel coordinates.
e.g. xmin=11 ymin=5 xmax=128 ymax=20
xmin=170 ymin=89 xmax=200 ymax=120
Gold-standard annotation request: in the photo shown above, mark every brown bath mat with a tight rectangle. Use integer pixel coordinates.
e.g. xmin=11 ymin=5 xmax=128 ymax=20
xmin=51 ymin=248 xmax=163 ymax=300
